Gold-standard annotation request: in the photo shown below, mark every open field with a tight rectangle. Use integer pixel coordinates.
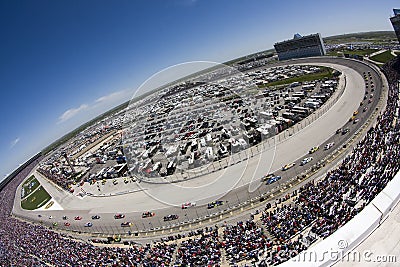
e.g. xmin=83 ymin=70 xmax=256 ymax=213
xmin=327 ymin=49 xmax=379 ymax=57
xmin=370 ymin=50 xmax=396 ymax=63
xmin=21 ymin=185 xmax=51 ymax=210
xmin=323 ymin=31 xmax=397 ymax=45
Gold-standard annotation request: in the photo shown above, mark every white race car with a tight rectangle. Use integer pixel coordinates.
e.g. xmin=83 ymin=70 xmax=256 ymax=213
xmin=181 ymin=202 xmax=196 ymax=209
xmin=324 ymin=142 xmax=335 ymax=150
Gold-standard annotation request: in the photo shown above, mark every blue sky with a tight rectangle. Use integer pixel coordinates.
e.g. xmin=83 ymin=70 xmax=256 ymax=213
xmin=0 ymin=0 xmax=397 ymax=180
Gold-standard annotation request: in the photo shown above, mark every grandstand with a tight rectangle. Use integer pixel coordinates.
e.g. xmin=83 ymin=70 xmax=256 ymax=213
xmin=0 ymin=152 xmax=41 ymax=191
xmin=274 ymin=33 xmax=326 ymax=61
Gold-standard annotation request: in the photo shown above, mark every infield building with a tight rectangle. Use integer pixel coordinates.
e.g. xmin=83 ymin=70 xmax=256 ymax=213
xmin=274 ymin=33 xmax=326 ymax=61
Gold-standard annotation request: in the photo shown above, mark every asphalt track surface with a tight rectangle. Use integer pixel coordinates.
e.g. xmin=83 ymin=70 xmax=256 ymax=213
xmin=12 ymin=57 xmax=384 ymax=236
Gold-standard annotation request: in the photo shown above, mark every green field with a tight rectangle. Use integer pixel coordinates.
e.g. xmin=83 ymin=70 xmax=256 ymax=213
xmin=323 ymin=31 xmax=397 ymax=45
xmin=343 ymin=49 xmax=378 ymax=56
xmin=327 ymin=49 xmax=378 ymax=57
xmin=370 ymin=51 xmax=396 ymax=63
xmin=21 ymin=175 xmax=40 ymax=198
xmin=21 ymin=186 xmax=52 ymax=210
xmin=259 ymin=67 xmax=334 ymax=88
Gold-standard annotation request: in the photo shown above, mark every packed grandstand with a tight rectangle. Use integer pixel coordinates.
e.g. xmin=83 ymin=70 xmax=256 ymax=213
xmin=0 ymin=54 xmax=399 ymax=266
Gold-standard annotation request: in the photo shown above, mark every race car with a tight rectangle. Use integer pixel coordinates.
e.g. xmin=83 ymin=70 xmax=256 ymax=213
xmin=84 ymin=222 xmax=93 ymax=227
xmin=300 ymin=157 xmax=313 ymax=166
xmin=207 ymin=200 xmax=224 ymax=209
xmin=265 ymin=175 xmax=281 ymax=185
xmin=262 ymin=173 xmax=275 ymax=182
xmin=121 ymin=222 xmax=132 ymax=227
xmin=282 ymin=162 xmax=296 ymax=171
xmin=342 ymin=128 xmax=350 ymax=135
xmin=181 ymin=202 xmax=196 ymax=209
xmin=163 ymin=214 xmax=179 ymax=221
xmin=308 ymin=146 xmax=319 ymax=154
xmin=142 ymin=211 xmax=156 ymax=218
xmin=91 ymin=215 xmax=101 ymax=220
xmin=114 ymin=214 xmax=125 ymax=219
xmin=324 ymin=142 xmax=335 ymax=150
xmin=74 ymin=216 xmax=82 ymax=220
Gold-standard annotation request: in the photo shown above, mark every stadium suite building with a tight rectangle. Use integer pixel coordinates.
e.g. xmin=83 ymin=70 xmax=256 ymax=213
xmin=274 ymin=33 xmax=326 ymax=61
xmin=390 ymin=9 xmax=400 ymax=43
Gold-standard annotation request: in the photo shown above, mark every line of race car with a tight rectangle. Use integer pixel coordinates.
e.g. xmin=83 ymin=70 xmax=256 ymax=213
xmin=39 ymin=201 xmax=226 ymax=229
